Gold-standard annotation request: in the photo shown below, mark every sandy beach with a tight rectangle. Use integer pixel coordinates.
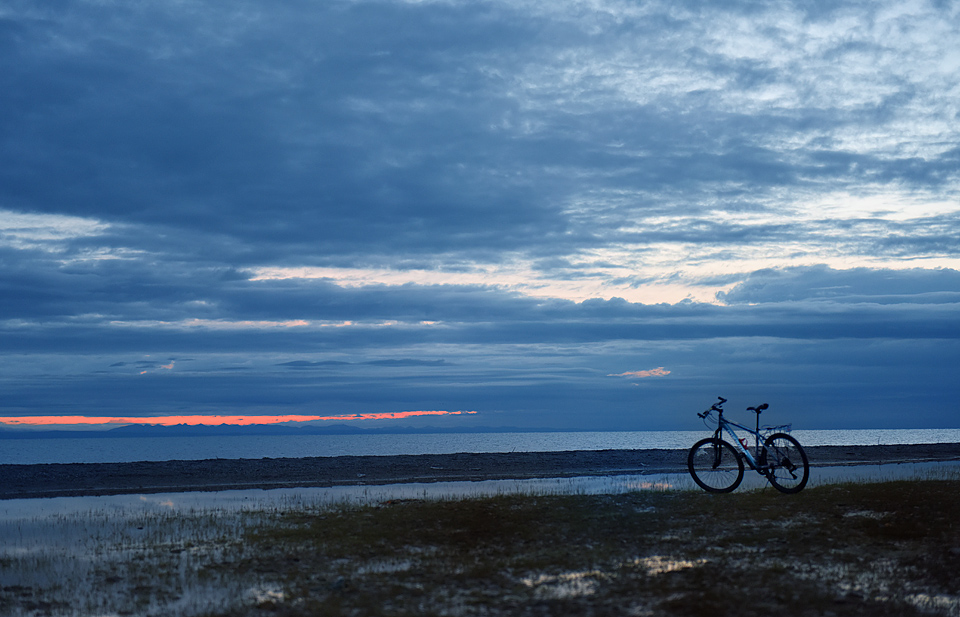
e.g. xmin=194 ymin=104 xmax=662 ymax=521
xmin=2 ymin=442 xmax=958 ymax=499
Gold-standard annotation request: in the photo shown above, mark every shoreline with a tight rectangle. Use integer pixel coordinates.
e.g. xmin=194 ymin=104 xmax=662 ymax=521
xmin=1 ymin=443 xmax=958 ymax=500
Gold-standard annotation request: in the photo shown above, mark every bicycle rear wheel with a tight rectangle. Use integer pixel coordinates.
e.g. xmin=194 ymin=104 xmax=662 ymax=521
xmin=687 ymin=438 xmax=744 ymax=493
xmin=761 ymin=433 xmax=809 ymax=493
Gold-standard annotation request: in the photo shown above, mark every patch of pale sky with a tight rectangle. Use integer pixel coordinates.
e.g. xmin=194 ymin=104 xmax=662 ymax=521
xmin=502 ymin=0 xmax=956 ymax=123
xmin=802 ymin=189 xmax=959 ymax=221
xmin=790 ymin=118 xmax=957 ymax=159
xmin=876 ymin=0 xmax=945 ymax=27
xmin=251 ymin=266 xmax=506 ymax=288
xmin=64 ymin=247 xmax=152 ymax=266
xmin=551 ymin=245 xmax=959 ymax=302
xmin=0 ymin=210 xmax=107 ymax=246
xmin=100 ymin=318 xmax=427 ymax=331
xmin=250 ymin=262 xmax=707 ymax=305
xmin=195 ymin=318 xmax=357 ymax=329
xmin=575 ymin=53 xmax=846 ymax=119
xmin=0 ymin=211 xmax=151 ymax=264
xmin=703 ymin=13 xmax=799 ymax=62
xmin=939 ymin=48 xmax=960 ymax=74
xmin=510 ymin=0 xmax=654 ymax=23
xmin=249 ymin=173 xmax=960 ymax=304
xmin=693 ymin=6 xmax=955 ymax=109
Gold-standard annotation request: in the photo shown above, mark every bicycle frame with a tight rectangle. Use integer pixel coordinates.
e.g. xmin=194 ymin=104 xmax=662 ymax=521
xmin=714 ymin=416 xmax=765 ymax=472
xmin=699 ymin=397 xmax=771 ymax=473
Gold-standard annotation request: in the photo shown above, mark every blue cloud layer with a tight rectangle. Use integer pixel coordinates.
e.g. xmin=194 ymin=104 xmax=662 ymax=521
xmin=1 ymin=0 xmax=958 ymax=429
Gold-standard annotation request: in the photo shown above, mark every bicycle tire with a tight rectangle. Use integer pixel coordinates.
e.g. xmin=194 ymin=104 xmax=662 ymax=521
xmin=761 ymin=432 xmax=809 ymax=493
xmin=687 ymin=438 xmax=744 ymax=493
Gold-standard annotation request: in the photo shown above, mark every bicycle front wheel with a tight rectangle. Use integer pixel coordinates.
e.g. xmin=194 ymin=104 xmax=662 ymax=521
xmin=762 ymin=433 xmax=809 ymax=493
xmin=688 ymin=438 xmax=744 ymax=493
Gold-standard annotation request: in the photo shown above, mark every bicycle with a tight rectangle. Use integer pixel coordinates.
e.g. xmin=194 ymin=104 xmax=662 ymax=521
xmin=687 ymin=396 xmax=809 ymax=494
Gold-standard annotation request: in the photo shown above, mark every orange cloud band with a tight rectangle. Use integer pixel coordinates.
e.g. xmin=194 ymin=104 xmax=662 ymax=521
xmin=0 ymin=410 xmax=477 ymax=427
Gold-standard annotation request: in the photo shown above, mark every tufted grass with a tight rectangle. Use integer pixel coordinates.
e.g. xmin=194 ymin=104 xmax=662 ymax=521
xmin=230 ymin=479 xmax=960 ymax=616
xmin=2 ymin=475 xmax=959 ymax=616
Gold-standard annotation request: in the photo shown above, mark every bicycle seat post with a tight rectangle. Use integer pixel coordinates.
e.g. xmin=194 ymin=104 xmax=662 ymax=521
xmin=747 ymin=403 xmax=768 ymax=450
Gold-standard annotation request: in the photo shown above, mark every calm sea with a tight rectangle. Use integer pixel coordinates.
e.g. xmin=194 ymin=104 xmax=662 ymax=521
xmin=2 ymin=429 xmax=959 ymax=465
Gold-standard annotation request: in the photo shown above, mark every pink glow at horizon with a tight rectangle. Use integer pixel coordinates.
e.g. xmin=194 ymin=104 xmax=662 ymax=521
xmin=0 ymin=410 xmax=477 ymax=427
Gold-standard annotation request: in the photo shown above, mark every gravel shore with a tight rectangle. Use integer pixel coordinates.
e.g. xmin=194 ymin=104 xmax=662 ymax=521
xmin=1 ymin=443 xmax=958 ymax=499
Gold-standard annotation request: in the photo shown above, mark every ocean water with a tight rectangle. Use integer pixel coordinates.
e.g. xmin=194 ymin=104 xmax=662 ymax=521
xmin=2 ymin=428 xmax=959 ymax=465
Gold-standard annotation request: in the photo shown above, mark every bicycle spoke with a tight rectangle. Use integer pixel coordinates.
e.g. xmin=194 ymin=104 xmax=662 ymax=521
xmin=763 ymin=433 xmax=809 ymax=493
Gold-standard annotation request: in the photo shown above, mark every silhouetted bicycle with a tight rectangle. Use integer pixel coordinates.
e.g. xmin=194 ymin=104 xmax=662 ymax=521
xmin=688 ymin=397 xmax=809 ymax=494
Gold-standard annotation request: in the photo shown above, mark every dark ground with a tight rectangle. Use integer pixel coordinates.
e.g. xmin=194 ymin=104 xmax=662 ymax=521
xmin=1 ymin=443 xmax=958 ymax=499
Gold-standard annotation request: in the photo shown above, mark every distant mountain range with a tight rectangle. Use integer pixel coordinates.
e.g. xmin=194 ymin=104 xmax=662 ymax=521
xmin=0 ymin=423 xmax=562 ymax=439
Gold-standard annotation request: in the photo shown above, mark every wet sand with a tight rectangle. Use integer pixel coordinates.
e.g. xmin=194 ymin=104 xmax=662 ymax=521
xmin=1 ymin=443 xmax=958 ymax=499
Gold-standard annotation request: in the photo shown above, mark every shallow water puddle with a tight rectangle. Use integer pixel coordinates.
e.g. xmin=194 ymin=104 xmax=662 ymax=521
xmin=2 ymin=460 xmax=958 ymax=521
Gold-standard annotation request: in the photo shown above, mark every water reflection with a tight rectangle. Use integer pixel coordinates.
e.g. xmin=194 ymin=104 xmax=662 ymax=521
xmin=2 ymin=460 xmax=958 ymax=521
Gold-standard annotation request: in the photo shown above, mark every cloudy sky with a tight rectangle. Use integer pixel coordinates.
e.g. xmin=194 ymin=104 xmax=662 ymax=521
xmin=1 ymin=0 xmax=958 ymax=431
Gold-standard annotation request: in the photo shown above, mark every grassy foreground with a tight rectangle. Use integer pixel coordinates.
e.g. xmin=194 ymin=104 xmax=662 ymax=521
xmin=228 ymin=480 xmax=960 ymax=617
xmin=2 ymin=479 xmax=959 ymax=616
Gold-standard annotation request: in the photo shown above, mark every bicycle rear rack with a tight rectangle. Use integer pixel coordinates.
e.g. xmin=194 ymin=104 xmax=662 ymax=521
xmin=762 ymin=423 xmax=792 ymax=434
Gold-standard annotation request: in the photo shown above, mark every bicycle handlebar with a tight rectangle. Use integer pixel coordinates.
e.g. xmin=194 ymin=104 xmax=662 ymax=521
xmin=697 ymin=396 xmax=727 ymax=418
